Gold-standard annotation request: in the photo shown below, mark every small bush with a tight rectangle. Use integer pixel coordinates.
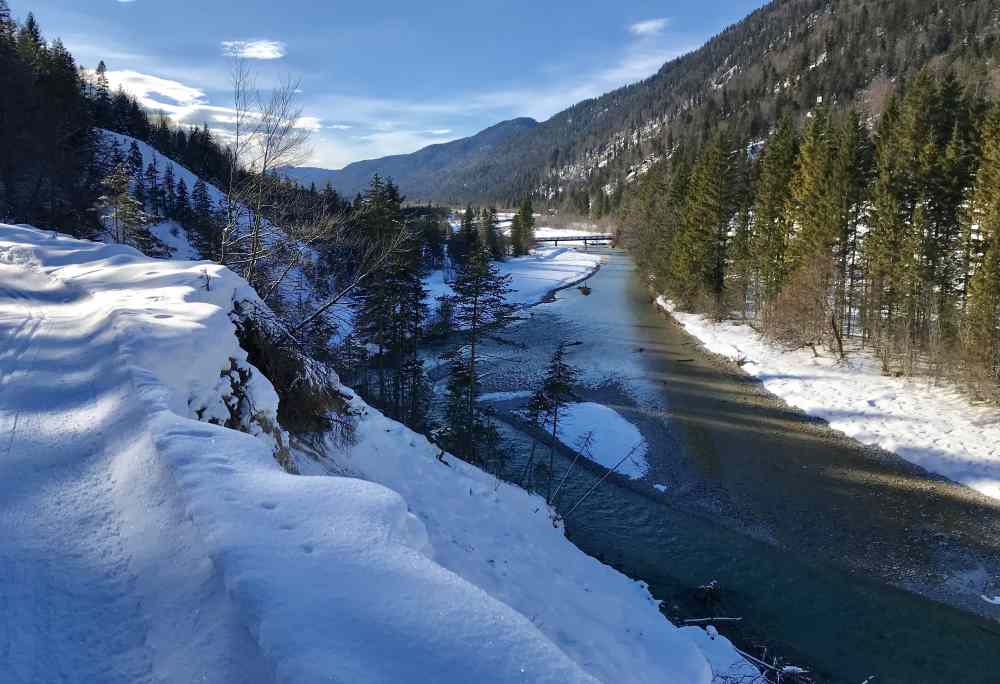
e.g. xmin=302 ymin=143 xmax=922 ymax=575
xmin=233 ymin=302 xmax=351 ymax=436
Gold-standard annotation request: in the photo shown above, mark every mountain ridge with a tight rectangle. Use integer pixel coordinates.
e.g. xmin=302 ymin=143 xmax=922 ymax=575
xmin=283 ymin=0 xmax=1000 ymax=208
xmin=280 ymin=116 xmax=538 ymax=201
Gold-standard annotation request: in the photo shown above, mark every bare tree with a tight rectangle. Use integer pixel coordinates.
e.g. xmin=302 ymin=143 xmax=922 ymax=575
xmin=221 ymin=58 xmax=313 ymax=291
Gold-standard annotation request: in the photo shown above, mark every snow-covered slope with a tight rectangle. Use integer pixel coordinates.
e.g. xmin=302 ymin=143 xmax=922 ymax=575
xmin=0 ymin=223 xmax=746 ymax=682
xmin=657 ymin=296 xmax=1000 ymax=502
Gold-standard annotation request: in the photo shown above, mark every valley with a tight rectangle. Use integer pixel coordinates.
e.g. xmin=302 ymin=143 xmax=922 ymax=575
xmin=465 ymin=244 xmax=1000 ymax=682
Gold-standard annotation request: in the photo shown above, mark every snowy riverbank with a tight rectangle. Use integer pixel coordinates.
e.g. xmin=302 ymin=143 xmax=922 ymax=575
xmin=656 ymin=296 xmax=1000 ymax=502
xmin=0 ymin=223 xmax=753 ymax=682
xmin=425 ymin=245 xmax=602 ymax=309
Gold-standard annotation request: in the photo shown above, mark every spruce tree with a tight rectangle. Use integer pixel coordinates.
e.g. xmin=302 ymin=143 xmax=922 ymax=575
xmin=482 ymin=205 xmax=504 ymax=260
xmin=144 ymin=158 xmax=160 ymax=215
xmin=351 ymin=176 xmax=430 ymax=428
xmin=448 ymin=204 xmax=478 ymax=267
xmin=100 ymin=163 xmax=146 ymax=245
xmin=521 ymin=197 xmax=535 ymax=234
xmin=175 ymin=177 xmax=190 ymax=222
xmin=511 ymin=197 xmax=536 ymax=256
xmin=750 ymin=114 xmax=799 ymax=314
xmin=192 ymin=177 xmax=211 ymax=224
xmin=963 ymin=106 xmax=1000 ymax=385
xmin=671 ymin=134 xmax=734 ymax=313
xmin=163 ymin=163 xmax=177 ymax=218
xmin=509 ymin=212 xmax=524 ymax=257
xmin=527 ymin=340 xmax=580 ymax=503
xmin=441 ymin=242 xmax=515 ymax=466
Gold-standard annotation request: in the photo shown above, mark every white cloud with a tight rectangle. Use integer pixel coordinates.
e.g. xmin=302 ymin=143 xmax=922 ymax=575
xmin=294 ymin=116 xmax=324 ymax=131
xmin=99 ymin=69 xmax=207 ymax=112
xmin=221 ymin=40 xmax=286 ymax=60
xmin=629 ymin=18 xmax=670 ymax=37
xmin=96 ymin=69 xmax=322 ymax=137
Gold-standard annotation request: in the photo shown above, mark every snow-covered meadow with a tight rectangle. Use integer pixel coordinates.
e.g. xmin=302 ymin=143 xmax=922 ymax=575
xmin=657 ymin=296 xmax=1000 ymax=502
xmin=0 ymin=223 xmax=753 ymax=682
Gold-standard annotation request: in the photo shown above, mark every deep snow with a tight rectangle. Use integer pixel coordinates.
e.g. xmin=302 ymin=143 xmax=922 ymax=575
xmin=657 ymin=296 xmax=1000 ymax=502
xmin=0 ymin=223 xmax=748 ymax=682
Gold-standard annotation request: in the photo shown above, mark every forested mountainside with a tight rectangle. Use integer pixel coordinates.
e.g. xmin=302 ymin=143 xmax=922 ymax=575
xmin=527 ymin=0 xmax=1000 ymax=210
xmin=284 ymin=0 xmax=999 ymax=207
xmin=280 ymin=118 xmax=538 ymax=201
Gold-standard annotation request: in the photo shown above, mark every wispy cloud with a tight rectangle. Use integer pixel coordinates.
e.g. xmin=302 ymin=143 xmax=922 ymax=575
xmin=221 ymin=40 xmax=287 ymax=60
xmin=629 ymin=18 xmax=670 ymax=37
xmin=96 ymin=69 xmax=321 ymax=145
xmin=100 ymin=69 xmax=207 ymax=111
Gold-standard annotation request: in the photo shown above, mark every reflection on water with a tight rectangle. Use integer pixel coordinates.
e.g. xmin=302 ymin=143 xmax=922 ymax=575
xmin=476 ymin=247 xmax=1000 ymax=684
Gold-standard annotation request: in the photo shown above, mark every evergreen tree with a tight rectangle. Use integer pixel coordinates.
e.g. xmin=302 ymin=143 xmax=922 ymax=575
xmin=509 ymin=212 xmax=524 ymax=257
xmin=144 ymin=158 xmax=160 ymax=215
xmin=192 ymin=177 xmax=212 ymax=224
xmin=163 ymin=163 xmax=177 ymax=218
xmin=92 ymin=60 xmax=111 ymax=127
xmin=440 ymin=242 xmax=515 ymax=466
xmin=100 ymin=163 xmax=145 ymax=245
xmin=963 ymin=107 xmax=1000 ymax=386
xmin=126 ymin=141 xmax=143 ymax=178
xmin=750 ymin=114 xmax=799 ymax=315
xmin=511 ymin=197 xmax=536 ymax=256
xmin=175 ymin=177 xmax=190 ymax=222
xmin=671 ymin=134 xmax=735 ymax=313
xmin=449 ymin=204 xmax=479 ymax=267
xmin=527 ymin=340 xmax=580 ymax=503
xmin=351 ymin=176 xmax=430 ymax=428
xmin=481 ymin=205 xmax=504 ymax=260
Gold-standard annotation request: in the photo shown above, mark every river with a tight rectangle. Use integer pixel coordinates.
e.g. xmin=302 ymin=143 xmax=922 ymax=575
xmin=452 ymin=246 xmax=1000 ymax=683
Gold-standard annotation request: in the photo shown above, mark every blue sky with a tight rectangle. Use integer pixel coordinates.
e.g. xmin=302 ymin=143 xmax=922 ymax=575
xmin=15 ymin=1 xmax=766 ymax=168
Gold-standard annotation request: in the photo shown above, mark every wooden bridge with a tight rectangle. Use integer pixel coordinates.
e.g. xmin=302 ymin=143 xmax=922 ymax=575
xmin=533 ymin=234 xmax=615 ymax=247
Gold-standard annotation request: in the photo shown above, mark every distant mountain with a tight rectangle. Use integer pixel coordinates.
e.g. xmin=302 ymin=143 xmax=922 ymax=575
xmin=280 ymin=117 xmax=538 ymax=201
xmin=287 ymin=0 xmax=999 ymax=206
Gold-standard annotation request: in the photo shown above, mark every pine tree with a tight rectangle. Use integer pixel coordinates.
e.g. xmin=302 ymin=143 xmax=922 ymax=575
xmin=144 ymin=157 xmax=160 ymax=215
xmin=671 ymin=134 xmax=734 ymax=313
xmin=963 ymin=106 xmax=1000 ymax=387
xmin=126 ymin=141 xmax=143 ymax=177
xmin=441 ymin=242 xmax=515 ymax=466
xmin=750 ymin=114 xmax=799 ymax=316
xmin=93 ymin=60 xmax=112 ymax=127
xmin=482 ymin=205 xmax=504 ymax=260
xmin=509 ymin=212 xmax=524 ymax=257
xmin=100 ymin=163 xmax=146 ymax=245
xmin=527 ymin=340 xmax=580 ymax=503
xmin=163 ymin=163 xmax=177 ymax=218
xmin=15 ymin=12 xmax=42 ymax=66
xmin=511 ymin=197 xmax=536 ymax=256
xmin=449 ymin=204 xmax=479 ymax=267
xmin=192 ymin=177 xmax=211 ymax=224
xmin=521 ymin=197 xmax=535 ymax=234
xmin=175 ymin=177 xmax=190 ymax=222
xmin=351 ymin=176 xmax=430 ymax=428
xmin=829 ymin=111 xmax=872 ymax=338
